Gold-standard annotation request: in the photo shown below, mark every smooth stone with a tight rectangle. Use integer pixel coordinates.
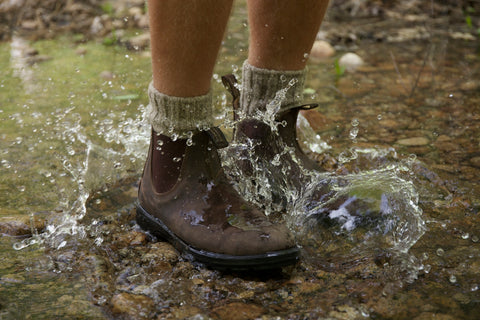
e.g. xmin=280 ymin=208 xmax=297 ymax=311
xmin=0 ymin=214 xmax=46 ymax=236
xmin=469 ymin=156 xmax=480 ymax=168
xmin=396 ymin=137 xmax=430 ymax=146
xmin=310 ymin=40 xmax=335 ymax=59
xmin=111 ymin=293 xmax=155 ymax=320
xmin=338 ymin=52 xmax=364 ymax=72
xmin=212 ymin=302 xmax=265 ymax=320
xmin=99 ymin=70 xmax=114 ymax=80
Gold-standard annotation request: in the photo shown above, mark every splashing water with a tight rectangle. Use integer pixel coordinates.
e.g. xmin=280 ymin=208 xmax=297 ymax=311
xmin=220 ymin=84 xmax=426 ymax=281
xmin=13 ymin=104 xmax=150 ymax=251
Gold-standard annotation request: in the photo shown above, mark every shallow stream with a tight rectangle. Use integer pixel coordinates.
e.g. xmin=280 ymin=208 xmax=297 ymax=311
xmin=1 ymin=3 xmax=480 ymax=319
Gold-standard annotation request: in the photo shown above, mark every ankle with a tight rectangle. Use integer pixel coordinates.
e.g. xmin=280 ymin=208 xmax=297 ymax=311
xmin=240 ymin=61 xmax=306 ymax=117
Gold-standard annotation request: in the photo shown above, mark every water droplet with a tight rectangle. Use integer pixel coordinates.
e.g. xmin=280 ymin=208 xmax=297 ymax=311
xmin=436 ymin=248 xmax=445 ymax=256
xmin=471 ymin=284 xmax=478 ymax=292
xmin=280 ymin=75 xmax=287 ymax=82
xmin=351 ymin=118 xmax=359 ymax=126
xmin=173 ymin=157 xmax=182 ymax=163
xmin=157 ymin=140 xmax=164 ymax=146
xmin=186 ymin=138 xmax=193 ymax=146
xmin=472 ymin=235 xmax=479 ymax=243
xmin=424 ymin=264 xmax=431 ymax=273
xmin=461 ymin=232 xmax=470 ymax=240
xmin=288 ymin=78 xmax=298 ymax=86
xmin=171 ymin=133 xmax=178 ymax=141
xmin=377 ymin=114 xmax=382 ymax=120
xmin=349 ymin=127 xmax=359 ymax=140
xmin=303 ymin=52 xmax=309 ymax=59
xmin=272 ymin=154 xmax=281 ymax=166
xmin=95 ymin=199 xmax=102 ymax=205
xmin=18 ymin=185 xmax=25 ymax=192
xmin=449 ymin=275 xmax=457 ymax=283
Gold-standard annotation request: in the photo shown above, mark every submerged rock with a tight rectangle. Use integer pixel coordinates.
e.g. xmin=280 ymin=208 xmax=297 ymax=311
xmin=212 ymin=302 xmax=265 ymax=320
xmin=111 ymin=293 xmax=155 ymax=320
xmin=396 ymin=137 xmax=430 ymax=146
xmin=0 ymin=214 xmax=46 ymax=236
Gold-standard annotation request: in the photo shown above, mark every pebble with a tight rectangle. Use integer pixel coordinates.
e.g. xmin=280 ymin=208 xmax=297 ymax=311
xmin=148 ymin=242 xmax=179 ymax=263
xmin=338 ymin=52 xmax=364 ymax=72
xmin=212 ymin=302 xmax=264 ymax=320
xmin=111 ymin=293 xmax=155 ymax=320
xmin=0 ymin=214 xmax=46 ymax=236
xmin=329 ymin=305 xmax=361 ymax=320
xmin=460 ymin=80 xmax=479 ymax=91
xmin=310 ymin=40 xmax=335 ymax=59
xmin=396 ymin=137 xmax=430 ymax=146
xmin=469 ymin=156 xmax=480 ymax=168
xmin=413 ymin=312 xmax=455 ymax=320
xmin=1 ymin=273 xmax=25 ymax=284
xmin=99 ymin=70 xmax=114 ymax=80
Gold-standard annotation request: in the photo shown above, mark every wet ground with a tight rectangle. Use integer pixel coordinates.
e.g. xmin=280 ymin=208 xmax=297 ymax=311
xmin=1 ymin=1 xmax=480 ymax=319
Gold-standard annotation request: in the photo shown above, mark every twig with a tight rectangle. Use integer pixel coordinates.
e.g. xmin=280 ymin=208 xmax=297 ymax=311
xmin=389 ymin=51 xmax=410 ymax=95
xmin=409 ymin=47 xmax=430 ymax=99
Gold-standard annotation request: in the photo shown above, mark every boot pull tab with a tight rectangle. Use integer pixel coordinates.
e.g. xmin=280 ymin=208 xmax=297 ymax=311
xmin=296 ymin=103 xmax=319 ymax=111
xmin=222 ymin=74 xmax=241 ymax=123
xmin=207 ymin=127 xmax=229 ymax=149
xmin=221 ymin=74 xmax=240 ymax=100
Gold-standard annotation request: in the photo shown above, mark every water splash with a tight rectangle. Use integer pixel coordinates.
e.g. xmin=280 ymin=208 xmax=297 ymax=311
xmin=221 ymin=91 xmax=426 ymax=281
xmin=13 ymin=103 xmax=149 ymax=251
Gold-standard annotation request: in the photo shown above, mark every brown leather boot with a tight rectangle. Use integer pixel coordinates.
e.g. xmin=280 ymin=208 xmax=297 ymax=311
xmin=222 ymin=74 xmax=332 ymax=209
xmin=137 ymin=128 xmax=299 ymax=270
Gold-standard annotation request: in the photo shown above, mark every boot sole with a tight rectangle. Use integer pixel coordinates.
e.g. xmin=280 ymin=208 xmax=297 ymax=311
xmin=136 ymin=204 xmax=300 ymax=271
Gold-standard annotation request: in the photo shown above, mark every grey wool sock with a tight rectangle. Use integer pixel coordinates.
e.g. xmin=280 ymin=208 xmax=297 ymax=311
xmin=240 ymin=61 xmax=306 ymax=117
xmin=147 ymin=81 xmax=213 ymax=138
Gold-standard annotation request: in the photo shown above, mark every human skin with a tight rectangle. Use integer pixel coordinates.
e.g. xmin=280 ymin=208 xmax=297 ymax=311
xmin=247 ymin=0 xmax=330 ymax=71
xmin=148 ymin=0 xmax=330 ymax=97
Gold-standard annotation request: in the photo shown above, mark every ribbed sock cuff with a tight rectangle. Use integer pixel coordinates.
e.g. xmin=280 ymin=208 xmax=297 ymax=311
xmin=240 ymin=61 xmax=306 ymax=116
xmin=147 ymin=81 xmax=213 ymax=138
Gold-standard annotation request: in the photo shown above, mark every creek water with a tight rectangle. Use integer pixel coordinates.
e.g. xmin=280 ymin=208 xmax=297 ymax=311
xmin=1 ymin=5 xmax=480 ymax=320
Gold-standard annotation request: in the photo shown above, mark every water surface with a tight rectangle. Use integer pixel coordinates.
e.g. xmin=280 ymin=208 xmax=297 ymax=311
xmin=1 ymin=3 xmax=480 ymax=319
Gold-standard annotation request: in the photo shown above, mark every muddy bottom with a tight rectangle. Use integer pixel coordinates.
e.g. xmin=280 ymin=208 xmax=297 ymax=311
xmin=1 ymin=1 xmax=480 ymax=319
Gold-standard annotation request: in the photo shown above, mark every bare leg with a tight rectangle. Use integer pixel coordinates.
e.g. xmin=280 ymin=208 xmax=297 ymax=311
xmin=247 ymin=0 xmax=330 ymax=71
xmin=148 ymin=0 xmax=233 ymax=97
